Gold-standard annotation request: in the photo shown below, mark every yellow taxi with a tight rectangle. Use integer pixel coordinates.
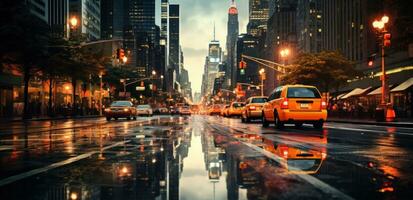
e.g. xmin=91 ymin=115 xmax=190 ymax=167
xmin=262 ymin=85 xmax=327 ymax=129
xmin=228 ymin=102 xmax=245 ymax=117
xmin=241 ymin=96 xmax=268 ymax=123
xmin=208 ymin=104 xmax=223 ymax=115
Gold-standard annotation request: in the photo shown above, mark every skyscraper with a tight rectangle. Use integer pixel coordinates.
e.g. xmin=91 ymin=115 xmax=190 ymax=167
xmin=226 ymin=0 xmax=239 ymax=89
xmin=247 ymin=0 xmax=269 ymax=36
xmin=28 ymin=0 xmax=48 ymax=23
xmin=161 ymin=0 xmax=169 ymax=42
xmin=69 ymin=0 xmax=101 ymax=41
xmin=48 ymin=0 xmax=69 ymax=38
xmin=169 ymin=4 xmax=180 ymax=80
xmin=296 ymin=0 xmax=322 ymax=53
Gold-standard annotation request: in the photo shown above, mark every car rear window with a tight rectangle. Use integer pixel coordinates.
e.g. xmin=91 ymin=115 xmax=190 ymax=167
xmin=233 ymin=103 xmax=244 ymax=107
xmin=251 ymin=98 xmax=267 ymax=103
xmin=137 ymin=105 xmax=151 ymax=109
xmin=111 ymin=101 xmax=132 ymax=107
xmin=287 ymin=87 xmax=321 ymax=98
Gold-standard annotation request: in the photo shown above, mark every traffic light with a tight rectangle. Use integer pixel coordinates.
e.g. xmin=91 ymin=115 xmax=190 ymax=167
xmin=383 ymin=33 xmax=391 ymax=47
xmin=239 ymin=60 xmax=247 ymax=69
xmin=368 ymin=55 xmax=375 ymax=67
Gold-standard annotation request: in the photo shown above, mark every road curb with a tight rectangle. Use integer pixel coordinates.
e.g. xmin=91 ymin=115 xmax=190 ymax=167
xmin=1 ymin=115 xmax=103 ymax=123
xmin=327 ymin=119 xmax=413 ymax=128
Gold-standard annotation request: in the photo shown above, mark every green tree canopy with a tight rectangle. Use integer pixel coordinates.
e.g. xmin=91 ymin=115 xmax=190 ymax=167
xmin=280 ymin=51 xmax=358 ymax=93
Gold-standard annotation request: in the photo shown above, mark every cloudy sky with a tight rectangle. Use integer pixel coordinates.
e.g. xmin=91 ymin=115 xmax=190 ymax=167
xmin=155 ymin=0 xmax=249 ymax=93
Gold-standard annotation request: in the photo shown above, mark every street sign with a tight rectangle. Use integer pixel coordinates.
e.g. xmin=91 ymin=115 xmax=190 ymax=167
xmin=136 ymin=86 xmax=145 ymax=91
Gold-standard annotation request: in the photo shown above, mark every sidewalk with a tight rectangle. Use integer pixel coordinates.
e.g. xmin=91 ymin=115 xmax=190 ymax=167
xmin=327 ymin=117 xmax=413 ymax=128
xmin=0 ymin=115 xmax=102 ymax=123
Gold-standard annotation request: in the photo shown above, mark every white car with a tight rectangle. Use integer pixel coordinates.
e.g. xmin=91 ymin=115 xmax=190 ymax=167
xmin=136 ymin=105 xmax=153 ymax=116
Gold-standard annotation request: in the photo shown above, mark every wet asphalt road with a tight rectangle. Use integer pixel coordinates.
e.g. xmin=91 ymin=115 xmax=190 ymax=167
xmin=0 ymin=115 xmax=413 ymax=200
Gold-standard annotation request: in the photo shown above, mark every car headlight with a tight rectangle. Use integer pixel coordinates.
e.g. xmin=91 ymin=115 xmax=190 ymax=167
xmin=124 ymin=108 xmax=129 ymax=112
xmin=104 ymin=108 xmax=111 ymax=112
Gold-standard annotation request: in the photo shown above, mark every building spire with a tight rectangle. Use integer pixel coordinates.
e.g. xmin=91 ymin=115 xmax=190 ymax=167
xmin=213 ymin=21 xmax=216 ymax=41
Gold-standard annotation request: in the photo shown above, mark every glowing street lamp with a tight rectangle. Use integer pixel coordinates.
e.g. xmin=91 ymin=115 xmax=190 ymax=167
xmin=70 ymin=17 xmax=78 ymax=28
xmin=152 ymin=70 xmax=157 ymax=76
xmin=280 ymin=48 xmax=290 ymax=58
xmin=259 ymin=68 xmax=266 ymax=96
xmin=122 ymin=56 xmax=128 ymax=63
xmin=372 ymin=15 xmax=394 ymax=121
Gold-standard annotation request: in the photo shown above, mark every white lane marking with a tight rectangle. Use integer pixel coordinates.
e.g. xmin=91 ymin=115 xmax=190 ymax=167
xmin=0 ymin=140 xmax=130 ymax=187
xmin=0 ymin=146 xmax=13 ymax=151
xmin=241 ymin=141 xmax=354 ymax=200
xmin=324 ymin=125 xmax=413 ymax=136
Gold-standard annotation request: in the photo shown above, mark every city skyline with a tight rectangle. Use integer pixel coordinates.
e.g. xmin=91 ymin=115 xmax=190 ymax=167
xmin=156 ymin=0 xmax=249 ymax=93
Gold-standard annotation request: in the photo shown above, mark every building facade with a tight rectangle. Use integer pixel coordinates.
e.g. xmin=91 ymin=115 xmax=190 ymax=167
xmin=29 ymin=0 xmax=49 ymax=23
xmin=247 ymin=0 xmax=269 ymax=36
xmin=69 ymin=0 xmax=101 ymax=41
xmin=226 ymin=0 xmax=239 ymax=89
xmin=48 ymin=0 xmax=69 ymax=38
xmin=169 ymin=4 xmax=180 ymax=78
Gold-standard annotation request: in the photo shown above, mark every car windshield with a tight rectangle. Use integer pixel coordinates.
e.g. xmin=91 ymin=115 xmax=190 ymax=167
xmin=137 ymin=105 xmax=151 ymax=109
xmin=233 ymin=103 xmax=244 ymax=107
xmin=111 ymin=101 xmax=132 ymax=107
xmin=287 ymin=87 xmax=321 ymax=98
xmin=251 ymin=98 xmax=267 ymax=103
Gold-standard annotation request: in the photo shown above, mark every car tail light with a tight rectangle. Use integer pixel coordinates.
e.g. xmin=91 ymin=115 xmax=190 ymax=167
xmin=249 ymin=106 xmax=256 ymax=110
xmin=321 ymin=101 xmax=327 ymax=109
xmin=281 ymin=99 xmax=289 ymax=109
xmin=280 ymin=146 xmax=289 ymax=158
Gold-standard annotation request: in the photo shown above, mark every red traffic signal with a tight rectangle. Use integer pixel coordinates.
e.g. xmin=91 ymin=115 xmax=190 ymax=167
xmin=368 ymin=60 xmax=373 ymax=66
xmin=119 ymin=49 xmax=125 ymax=60
xmin=239 ymin=61 xmax=247 ymax=69
xmin=383 ymin=33 xmax=391 ymax=47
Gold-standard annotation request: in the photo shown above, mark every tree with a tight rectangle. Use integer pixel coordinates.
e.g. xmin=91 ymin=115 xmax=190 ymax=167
xmin=0 ymin=1 xmax=50 ymax=119
xmin=280 ymin=51 xmax=358 ymax=93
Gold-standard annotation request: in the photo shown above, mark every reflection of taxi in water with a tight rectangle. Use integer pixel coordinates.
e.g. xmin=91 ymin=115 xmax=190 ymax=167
xmin=262 ymin=85 xmax=327 ymax=129
xmin=262 ymin=137 xmax=326 ymax=174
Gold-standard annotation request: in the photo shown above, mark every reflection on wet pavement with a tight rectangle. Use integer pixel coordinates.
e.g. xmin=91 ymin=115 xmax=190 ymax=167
xmin=1 ymin=116 xmax=413 ymax=199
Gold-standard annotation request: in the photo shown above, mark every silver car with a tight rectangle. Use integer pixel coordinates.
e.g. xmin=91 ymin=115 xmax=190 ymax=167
xmin=136 ymin=104 xmax=153 ymax=116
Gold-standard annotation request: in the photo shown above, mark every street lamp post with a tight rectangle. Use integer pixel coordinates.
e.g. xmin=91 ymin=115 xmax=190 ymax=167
xmin=259 ymin=68 xmax=265 ymax=96
xmin=99 ymin=74 xmax=103 ymax=116
xmin=372 ymin=15 xmax=390 ymax=107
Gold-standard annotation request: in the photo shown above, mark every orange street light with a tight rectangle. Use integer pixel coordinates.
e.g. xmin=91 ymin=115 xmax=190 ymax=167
xmin=259 ymin=68 xmax=265 ymax=75
xmin=122 ymin=56 xmax=128 ymax=63
xmin=280 ymin=48 xmax=290 ymax=58
xmin=70 ymin=17 xmax=78 ymax=28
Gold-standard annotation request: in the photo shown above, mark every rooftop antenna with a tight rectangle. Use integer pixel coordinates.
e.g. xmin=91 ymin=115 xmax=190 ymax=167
xmin=213 ymin=21 xmax=216 ymax=41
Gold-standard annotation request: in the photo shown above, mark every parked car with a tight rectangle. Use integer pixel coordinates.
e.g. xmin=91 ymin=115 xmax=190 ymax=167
xmin=169 ymin=106 xmax=178 ymax=115
xmin=228 ymin=102 xmax=245 ymax=117
xmin=262 ymin=85 xmax=327 ymax=129
xmin=136 ymin=104 xmax=153 ymax=116
xmin=241 ymin=96 xmax=268 ymax=122
xmin=179 ymin=106 xmax=192 ymax=115
xmin=105 ymin=101 xmax=137 ymax=121
xmin=158 ymin=107 xmax=170 ymax=115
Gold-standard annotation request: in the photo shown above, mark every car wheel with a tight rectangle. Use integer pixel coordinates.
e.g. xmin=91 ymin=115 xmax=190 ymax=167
xmin=295 ymin=123 xmax=303 ymax=128
xmin=274 ymin=111 xmax=284 ymax=129
xmin=133 ymin=116 xmax=137 ymax=120
xmin=313 ymin=121 xmax=324 ymax=129
xmin=114 ymin=117 xmax=118 ymax=120
xmin=126 ymin=117 xmax=131 ymax=120
xmin=241 ymin=116 xmax=245 ymax=123
xmin=262 ymin=112 xmax=269 ymax=127
xmin=106 ymin=117 xmax=111 ymax=121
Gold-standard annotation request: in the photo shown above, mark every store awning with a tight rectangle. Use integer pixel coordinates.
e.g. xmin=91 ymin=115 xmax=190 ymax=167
xmin=391 ymin=77 xmax=413 ymax=92
xmin=341 ymin=87 xmax=371 ymax=99
xmin=367 ymin=87 xmax=382 ymax=96
xmin=336 ymin=93 xmax=346 ymax=99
